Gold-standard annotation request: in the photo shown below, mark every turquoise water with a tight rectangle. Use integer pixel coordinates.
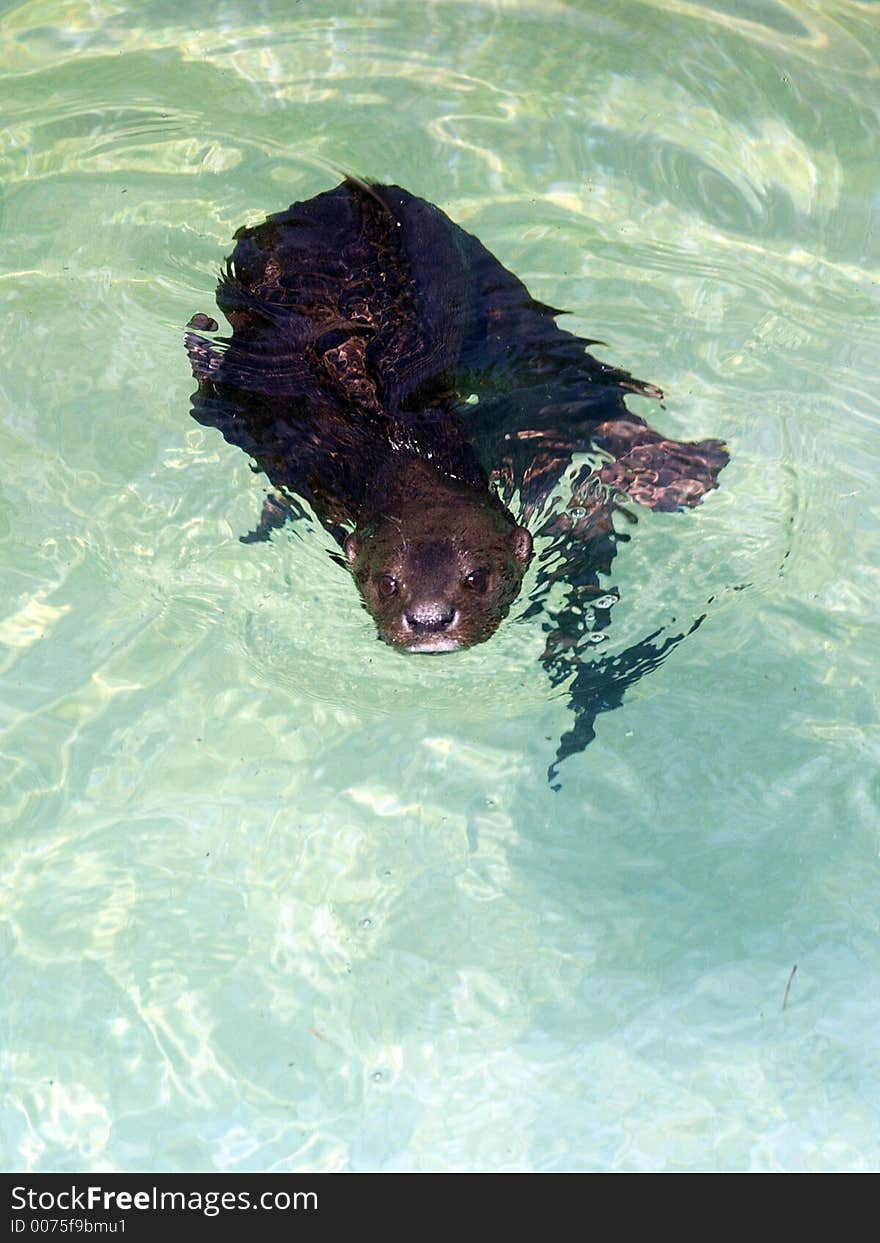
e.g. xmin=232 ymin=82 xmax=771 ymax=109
xmin=1 ymin=0 xmax=878 ymax=1172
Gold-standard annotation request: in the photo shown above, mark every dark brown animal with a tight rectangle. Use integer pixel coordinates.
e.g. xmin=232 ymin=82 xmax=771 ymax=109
xmin=186 ymin=179 xmax=728 ymax=780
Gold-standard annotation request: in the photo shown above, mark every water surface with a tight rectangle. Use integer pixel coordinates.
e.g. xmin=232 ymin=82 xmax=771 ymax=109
xmin=1 ymin=0 xmax=878 ymax=1171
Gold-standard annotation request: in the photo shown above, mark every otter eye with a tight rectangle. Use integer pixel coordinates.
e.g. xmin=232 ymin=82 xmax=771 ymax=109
xmin=464 ymin=568 xmax=489 ymax=593
xmin=376 ymin=574 xmax=398 ymax=599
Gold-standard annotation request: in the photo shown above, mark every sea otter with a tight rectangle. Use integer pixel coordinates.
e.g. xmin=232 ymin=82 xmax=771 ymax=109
xmin=186 ymin=179 xmax=728 ymax=779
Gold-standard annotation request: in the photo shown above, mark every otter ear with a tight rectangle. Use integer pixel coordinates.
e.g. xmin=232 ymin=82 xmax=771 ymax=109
xmin=510 ymin=525 xmax=533 ymax=563
xmin=344 ymin=533 xmax=361 ymax=565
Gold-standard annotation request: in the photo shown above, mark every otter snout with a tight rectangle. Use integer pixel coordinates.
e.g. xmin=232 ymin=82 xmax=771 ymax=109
xmin=403 ymin=604 xmax=458 ymax=633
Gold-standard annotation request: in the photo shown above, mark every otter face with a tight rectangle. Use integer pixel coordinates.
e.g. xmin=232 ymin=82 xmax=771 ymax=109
xmin=345 ymin=521 xmax=532 ymax=653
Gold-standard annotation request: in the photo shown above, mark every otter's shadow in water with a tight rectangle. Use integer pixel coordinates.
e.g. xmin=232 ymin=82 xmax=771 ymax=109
xmin=186 ymin=180 xmax=728 ymax=786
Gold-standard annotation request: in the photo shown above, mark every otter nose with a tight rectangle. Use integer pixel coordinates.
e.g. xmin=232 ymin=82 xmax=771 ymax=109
xmin=405 ymin=604 xmax=456 ymax=632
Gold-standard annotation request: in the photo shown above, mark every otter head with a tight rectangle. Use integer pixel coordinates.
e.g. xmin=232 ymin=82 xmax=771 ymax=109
xmin=344 ymin=492 xmax=532 ymax=653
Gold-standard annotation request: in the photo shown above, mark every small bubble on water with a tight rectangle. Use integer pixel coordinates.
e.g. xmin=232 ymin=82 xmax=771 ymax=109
xmin=371 ymin=1070 xmax=386 ymax=1083
xmin=586 ymin=632 xmax=607 ymax=645
xmin=569 ymin=505 xmax=587 ymax=521
xmin=594 ymin=594 xmax=618 ymax=609
xmin=359 ymin=917 xmax=373 ymax=930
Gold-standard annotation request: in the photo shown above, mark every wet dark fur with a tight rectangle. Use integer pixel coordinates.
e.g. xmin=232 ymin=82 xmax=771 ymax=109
xmin=186 ymin=180 xmax=728 ymax=783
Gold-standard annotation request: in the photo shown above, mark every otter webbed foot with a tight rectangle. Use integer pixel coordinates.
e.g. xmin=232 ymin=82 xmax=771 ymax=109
xmin=240 ymin=493 xmax=307 ymax=544
xmin=594 ymin=420 xmax=729 ymax=511
xmin=185 ymin=315 xmax=222 ymax=383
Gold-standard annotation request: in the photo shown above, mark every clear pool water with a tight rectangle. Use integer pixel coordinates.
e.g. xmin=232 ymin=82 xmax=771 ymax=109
xmin=1 ymin=0 xmax=878 ymax=1172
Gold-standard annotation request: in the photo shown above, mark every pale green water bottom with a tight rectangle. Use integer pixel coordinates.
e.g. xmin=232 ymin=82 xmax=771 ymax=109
xmin=1 ymin=0 xmax=878 ymax=1171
